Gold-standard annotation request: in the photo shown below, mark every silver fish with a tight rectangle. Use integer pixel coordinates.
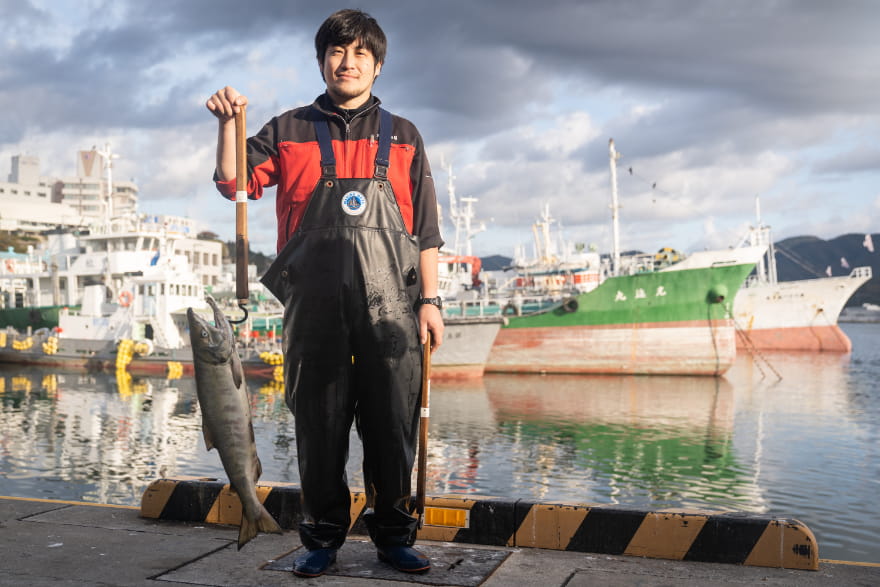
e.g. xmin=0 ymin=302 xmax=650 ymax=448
xmin=187 ymin=297 xmax=282 ymax=549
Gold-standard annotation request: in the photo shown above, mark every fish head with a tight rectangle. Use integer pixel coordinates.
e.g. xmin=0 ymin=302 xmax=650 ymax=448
xmin=187 ymin=296 xmax=235 ymax=364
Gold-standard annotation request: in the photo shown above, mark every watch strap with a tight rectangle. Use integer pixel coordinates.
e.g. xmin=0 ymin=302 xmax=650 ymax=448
xmin=418 ymin=296 xmax=443 ymax=310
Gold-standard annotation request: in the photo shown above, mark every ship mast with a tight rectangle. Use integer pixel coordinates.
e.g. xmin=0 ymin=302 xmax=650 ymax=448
xmin=608 ymin=138 xmax=621 ymax=277
xmin=93 ymin=143 xmax=119 ymax=223
xmin=752 ymin=196 xmax=777 ymax=284
xmin=442 ymin=160 xmax=485 ymax=256
xmin=532 ymin=203 xmax=556 ymax=264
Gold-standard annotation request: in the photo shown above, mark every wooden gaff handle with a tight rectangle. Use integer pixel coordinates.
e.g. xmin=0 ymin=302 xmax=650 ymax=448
xmin=415 ymin=331 xmax=431 ymax=525
xmin=234 ymin=106 xmax=249 ymax=306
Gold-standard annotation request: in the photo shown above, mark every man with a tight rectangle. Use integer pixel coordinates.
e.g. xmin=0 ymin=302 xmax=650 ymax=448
xmin=206 ymin=9 xmax=444 ymax=579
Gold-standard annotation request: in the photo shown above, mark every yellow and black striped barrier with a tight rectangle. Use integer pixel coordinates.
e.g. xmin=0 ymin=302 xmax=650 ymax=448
xmin=141 ymin=478 xmax=818 ymax=570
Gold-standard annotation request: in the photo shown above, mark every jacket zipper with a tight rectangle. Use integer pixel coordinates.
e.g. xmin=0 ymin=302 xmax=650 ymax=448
xmin=324 ymin=101 xmax=379 ymax=177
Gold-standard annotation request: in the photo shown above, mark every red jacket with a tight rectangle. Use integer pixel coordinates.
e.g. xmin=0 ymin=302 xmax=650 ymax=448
xmin=215 ymin=94 xmax=443 ymax=253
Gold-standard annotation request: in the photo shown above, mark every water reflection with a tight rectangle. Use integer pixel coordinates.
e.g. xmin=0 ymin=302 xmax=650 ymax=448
xmin=0 ymin=365 xmax=753 ymax=511
xmin=430 ymin=374 xmax=764 ymax=511
xmin=0 ymin=368 xmax=194 ymax=504
xmin=0 ymin=357 xmax=843 ymax=511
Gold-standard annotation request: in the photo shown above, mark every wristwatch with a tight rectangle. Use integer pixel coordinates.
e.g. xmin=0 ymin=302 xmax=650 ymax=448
xmin=418 ymin=296 xmax=443 ymax=310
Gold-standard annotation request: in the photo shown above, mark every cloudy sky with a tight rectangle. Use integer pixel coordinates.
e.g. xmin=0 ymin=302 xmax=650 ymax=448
xmin=2 ymin=0 xmax=878 ymax=258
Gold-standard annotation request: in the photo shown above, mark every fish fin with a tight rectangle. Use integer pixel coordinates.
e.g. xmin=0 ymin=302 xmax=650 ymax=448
xmin=237 ymin=514 xmax=258 ymax=550
xmin=257 ymin=504 xmax=283 ymax=535
xmin=231 ymin=348 xmax=244 ymax=389
xmin=201 ymin=415 xmax=215 ymax=451
xmin=253 ymin=455 xmax=263 ymax=484
xmin=237 ymin=504 xmax=282 ymax=549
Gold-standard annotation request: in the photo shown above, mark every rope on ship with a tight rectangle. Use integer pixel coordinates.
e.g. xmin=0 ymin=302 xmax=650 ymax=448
xmin=707 ymin=304 xmax=722 ymax=375
xmin=809 ymin=307 xmax=851 ymax=351
xmin=731 ymin=313 xmax=782 ymax=380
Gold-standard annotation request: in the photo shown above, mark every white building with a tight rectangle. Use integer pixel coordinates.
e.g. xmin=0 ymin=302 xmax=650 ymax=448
xmin=61 ymin=148 xmax=138 ymax=219
xmin=0 ymin=149 xmax=138 ymax=232
xmin=0 ymin=155 xmax=80 ymax=232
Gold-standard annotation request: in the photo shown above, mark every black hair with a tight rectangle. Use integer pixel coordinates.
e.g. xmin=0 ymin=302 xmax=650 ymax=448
xmin=315 ymin=9 xmax=387 ymax=65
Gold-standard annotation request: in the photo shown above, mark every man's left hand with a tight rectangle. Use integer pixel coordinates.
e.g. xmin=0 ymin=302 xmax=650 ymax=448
xmin=418 ymin=305 xmax=444 ymax=352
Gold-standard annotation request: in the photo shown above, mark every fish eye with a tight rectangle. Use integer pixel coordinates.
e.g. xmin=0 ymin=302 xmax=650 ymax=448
xmin=200 ymin=329 xmax=208 ymax=338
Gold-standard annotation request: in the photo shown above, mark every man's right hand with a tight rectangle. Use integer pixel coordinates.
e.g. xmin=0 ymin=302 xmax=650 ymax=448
xmin=208 ymin=86 xmax=249 ymax=181
xmin=206 ymin=86 xmax=248 ymax=122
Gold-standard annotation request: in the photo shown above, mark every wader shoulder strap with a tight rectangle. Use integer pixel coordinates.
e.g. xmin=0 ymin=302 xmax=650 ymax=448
xmin=313 ymin=110 xmax=336 ymax=178
xmin=375 ymin=108 xmax=392 ymax=179
xmin=311 ymin=107 xmax=393 ymax=179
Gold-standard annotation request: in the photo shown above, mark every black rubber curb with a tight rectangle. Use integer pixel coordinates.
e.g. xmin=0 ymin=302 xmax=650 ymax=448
xmin=141 ymin=477 xmax=818 ymax=571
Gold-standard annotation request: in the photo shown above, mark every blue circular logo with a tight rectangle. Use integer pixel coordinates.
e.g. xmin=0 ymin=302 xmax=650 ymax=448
xmin=341 ymin=191 xmax=367 ymax=216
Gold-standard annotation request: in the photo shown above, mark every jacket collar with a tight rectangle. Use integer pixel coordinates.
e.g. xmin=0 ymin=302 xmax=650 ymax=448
xmin=312 ymin=93 xmax=381 ymax=122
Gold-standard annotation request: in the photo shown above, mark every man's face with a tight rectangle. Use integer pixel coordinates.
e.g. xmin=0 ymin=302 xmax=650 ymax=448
xmin=320 ymin=40 xmax=382 ymax=109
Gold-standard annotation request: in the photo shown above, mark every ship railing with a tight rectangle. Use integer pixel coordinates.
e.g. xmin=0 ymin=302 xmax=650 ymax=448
xmin=850 ymin=266 xmax=872 ymax=279
xmin=443 ymin=298 xmax=505 ymax=318
xmin=610 ymin=252 xmax=658 ymax=276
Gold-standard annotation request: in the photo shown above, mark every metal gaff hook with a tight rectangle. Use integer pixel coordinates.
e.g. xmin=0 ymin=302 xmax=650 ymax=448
xmin=229 ymin=302 xmax=249 ymax=324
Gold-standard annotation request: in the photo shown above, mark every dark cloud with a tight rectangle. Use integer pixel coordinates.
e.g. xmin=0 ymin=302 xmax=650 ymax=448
xmin=7 ymin=1 xmax=880 ymax=140
xmin=2 ymin=0 xmax=879 ymax=254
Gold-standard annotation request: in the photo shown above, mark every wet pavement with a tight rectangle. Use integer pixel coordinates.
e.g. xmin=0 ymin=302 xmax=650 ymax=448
xmin=2 ymin=496 xmax=879 ymax=586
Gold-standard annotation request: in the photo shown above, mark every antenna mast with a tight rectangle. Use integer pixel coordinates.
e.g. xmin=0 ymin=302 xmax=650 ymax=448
xmin=94 ymin=143 xmax=119 ymax=223
xmin=442 ymin=160 xmax=484 ymax=256
xmin=608 ymin=139 xmax=621 ymax=277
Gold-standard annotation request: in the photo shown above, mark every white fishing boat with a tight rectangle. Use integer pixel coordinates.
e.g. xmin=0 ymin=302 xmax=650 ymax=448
xmin=732 ymin=199 xmax=872 ymax=352
xmin=506 ymin=203 xmax=602 ymax=297
xmin=0 ymin=144 xmax=225 ymax=331
xmin=0 ymin=265 xmax=283 ymax=380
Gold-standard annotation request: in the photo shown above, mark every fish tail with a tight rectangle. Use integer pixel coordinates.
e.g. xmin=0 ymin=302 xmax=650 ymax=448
xmin=236 ymin=504 xmax=282 ymax=550
xmin=237 ymin=516 xmax=258 ymax=550
xmin=257 ymin=503 xmax=283 ymax=535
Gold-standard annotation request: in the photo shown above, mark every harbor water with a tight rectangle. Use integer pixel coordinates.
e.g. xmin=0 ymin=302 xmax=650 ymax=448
xmin=1 ymin=322 xmax=878 ymax=563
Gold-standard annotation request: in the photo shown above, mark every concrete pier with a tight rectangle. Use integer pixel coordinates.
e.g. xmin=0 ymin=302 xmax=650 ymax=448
xmin=3 ymin=491 xmax=879 ymax=585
